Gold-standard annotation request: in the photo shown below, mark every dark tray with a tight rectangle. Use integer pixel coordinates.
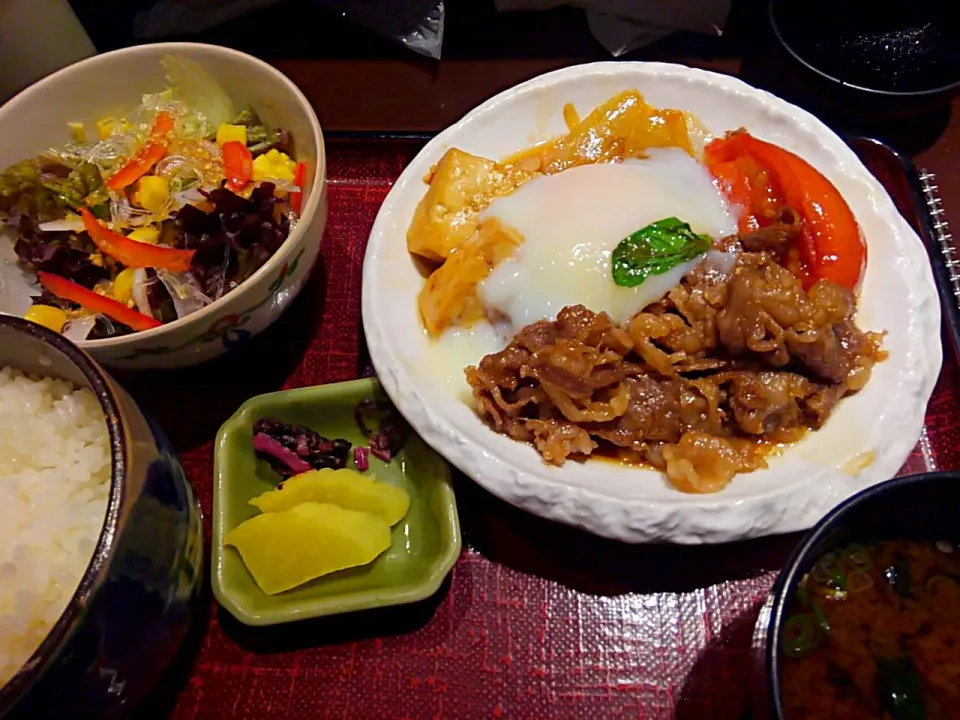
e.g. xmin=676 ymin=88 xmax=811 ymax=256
xmin=113 ymin=135 xmax=960 ymax=720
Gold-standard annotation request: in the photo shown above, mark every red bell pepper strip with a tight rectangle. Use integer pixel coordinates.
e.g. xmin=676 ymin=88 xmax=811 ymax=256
xmin=106 ymin=111 xmax=175 ymax=190
xmin=222 ymin=141 xmax=253 ymax=192
xmin=81 ymin=208 xmax=195 ymax=272
xmin=290 ymin=161 xmax=306 ymax=214
xmin=37 ymin=272 xmax=162 ymax=332
xmin=705 ymin=130 xmax=866 ymax=290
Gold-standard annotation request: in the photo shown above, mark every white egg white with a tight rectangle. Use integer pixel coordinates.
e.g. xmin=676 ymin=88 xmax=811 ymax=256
xmin=479 ymin=147 xmax=737 ymax=332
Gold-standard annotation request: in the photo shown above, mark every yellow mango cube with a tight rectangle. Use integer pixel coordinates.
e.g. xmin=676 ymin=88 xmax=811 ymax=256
xmin=252 ymin=149 xmax=296 ymax=182
xmin=133 ymin=176 xmax=170 ymax=213
xmin=127 ymin=226 xmax=160 ymax=244
xmin=216 ymin=123 xmax=248 ymax=147
xmin=24 ymin=305 xmax=67 ymax=333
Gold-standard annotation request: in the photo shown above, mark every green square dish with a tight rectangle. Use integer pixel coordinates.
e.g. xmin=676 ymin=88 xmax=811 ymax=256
xmin=212 ymin=378 xmax=461 ymax=626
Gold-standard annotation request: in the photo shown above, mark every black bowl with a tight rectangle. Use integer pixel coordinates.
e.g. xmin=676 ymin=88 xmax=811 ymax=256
xmin=768 ymin=0 xmax=960 ymax=119
xmin=753 ymin=471 xmax=960 ymax=719
xmin=0 ymin=316 xmax=204 ymax=718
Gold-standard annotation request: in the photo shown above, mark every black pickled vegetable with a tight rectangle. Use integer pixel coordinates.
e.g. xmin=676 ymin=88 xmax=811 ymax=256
xmin=354 ymin=398 xmax=409 ymax=462
xmin=252 ymin=418 xmax=352 ymax=478
xmin=876 ymin=657 xmax=927 ymax=720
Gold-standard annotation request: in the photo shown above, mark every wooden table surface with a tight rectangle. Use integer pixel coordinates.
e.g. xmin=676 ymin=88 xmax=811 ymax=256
xmin=77 ymin=0 xmax=957 ymax=223
xmin=274 ymin=55 xmax=958 ymax=215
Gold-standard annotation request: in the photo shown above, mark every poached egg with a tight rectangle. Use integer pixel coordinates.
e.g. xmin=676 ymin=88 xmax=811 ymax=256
xmin=430 ymin=147 xmax=738 ymax=392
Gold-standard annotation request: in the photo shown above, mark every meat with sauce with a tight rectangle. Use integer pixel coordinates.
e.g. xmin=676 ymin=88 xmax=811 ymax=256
xmin=465 ymin=242 xmax=886 ymax=493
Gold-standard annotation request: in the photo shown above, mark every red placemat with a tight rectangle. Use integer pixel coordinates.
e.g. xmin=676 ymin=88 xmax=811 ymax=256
xmin=119 ymin=138 xmax=960 ymax=720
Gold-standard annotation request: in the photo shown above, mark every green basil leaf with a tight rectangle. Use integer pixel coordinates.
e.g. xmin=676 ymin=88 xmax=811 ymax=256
xmin=611 ymin=217 xmax=712 ymax=288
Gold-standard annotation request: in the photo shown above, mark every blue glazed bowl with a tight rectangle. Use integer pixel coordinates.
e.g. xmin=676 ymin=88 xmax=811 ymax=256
xmin=0 ymin=315 xmax=204 ymax=718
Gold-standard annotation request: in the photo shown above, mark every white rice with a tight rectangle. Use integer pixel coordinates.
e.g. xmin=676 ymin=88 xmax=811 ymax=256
xmin=0 ymin=367 xmax=111 ymax=689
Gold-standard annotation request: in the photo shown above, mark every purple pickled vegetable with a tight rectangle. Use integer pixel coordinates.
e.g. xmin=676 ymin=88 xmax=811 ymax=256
xmin=354 ymin=398 xmax=408 ymax=462
xmin=252 ymin=418 xmax=352 ymax=479
xmin=252 ymin=432 xmax=312 ymax=475
xmin=354 ymin=446 xmax=370 ymax=472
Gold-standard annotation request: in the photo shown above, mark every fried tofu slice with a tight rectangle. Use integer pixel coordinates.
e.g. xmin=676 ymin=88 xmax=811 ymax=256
xmin=407 ymin=148 xmax=536 ymax=262
xmin=418 ymin=219 xmax=523 ymax=336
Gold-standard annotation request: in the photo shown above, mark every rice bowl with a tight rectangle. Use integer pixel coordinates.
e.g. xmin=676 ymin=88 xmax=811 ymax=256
xmin=0 ymin=367 xmax=110 ymax=690
xmin=0 ymin=314 xmax=203 ymax=718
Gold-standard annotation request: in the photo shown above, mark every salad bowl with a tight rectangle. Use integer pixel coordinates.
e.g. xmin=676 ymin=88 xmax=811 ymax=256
xmin=0 ymin=42 xmax=326 ymax=370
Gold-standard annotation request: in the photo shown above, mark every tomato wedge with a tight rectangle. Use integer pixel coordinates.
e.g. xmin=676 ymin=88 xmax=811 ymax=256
xmin=290 ymin=161 xmax=306 ymax=214
xmin=705 ymin=130 xmax=866 ymax=291
xmin=37 ymin=272 xmax=162 ymax=332
xmin=81 ymin=208 xmax=195 ymax=272
xmin=222 ymin=141 xmax=253 ymax=192
xmin=106 ymin=111 xmax=175 ymax=190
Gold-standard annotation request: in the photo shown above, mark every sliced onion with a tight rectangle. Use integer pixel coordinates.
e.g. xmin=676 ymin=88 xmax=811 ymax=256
xmin=131 ymin=268 xmax=153 ymax=317
xmin=171 ymin=188 xmax=206 ymax=207
xmin=156 ymin=269 xmax=211 ymax=319
xmin=260 ymin=178 xmax=301 ymax=194
xmin=62 ymin=315 xmax=97 ymax=342
xmin=38 ymin=216 xmax=84 ymax=233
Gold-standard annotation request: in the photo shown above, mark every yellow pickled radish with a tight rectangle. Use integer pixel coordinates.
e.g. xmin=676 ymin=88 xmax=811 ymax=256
xmin=112 ymin=268 xmax=137 ymax=305
xmin=223 ymin=502 xmax=391 ymax=595
xmin=250 ymin=468 xmax=410 ymax=526
xmin=24 ymin=305 xmax=67 ymax=333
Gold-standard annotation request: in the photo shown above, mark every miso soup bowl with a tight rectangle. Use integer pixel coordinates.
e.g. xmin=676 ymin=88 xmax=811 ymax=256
xmin=752 ymin=471 xmax=960 ymax=719
xmin=0 ymin=42 xmax=327 ymax=370
xmin=0 ymin=315 xmax=204 ymax=719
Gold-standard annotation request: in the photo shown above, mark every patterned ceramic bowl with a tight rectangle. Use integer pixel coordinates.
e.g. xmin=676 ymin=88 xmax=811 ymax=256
xmin=0 ymin=315 xmax=204 ymax=718
xmin=0 ymin=42 xmax=326 ymax=370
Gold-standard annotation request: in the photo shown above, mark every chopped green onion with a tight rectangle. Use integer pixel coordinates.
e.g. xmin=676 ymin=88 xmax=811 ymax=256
xmin=797 ymin=577 xmax=811 ymax=609
xmin=843 ymin=543 xmax=873 ymax=570
xmin=847 ymin=569 xmax=875 ymax=593
xmin=926 ymin=575 xmax=960 ymax=595
xmin=782 ymin=613 xmax=823 ymax=658
xmin=811 ymin=599 xmax=832 ymax=636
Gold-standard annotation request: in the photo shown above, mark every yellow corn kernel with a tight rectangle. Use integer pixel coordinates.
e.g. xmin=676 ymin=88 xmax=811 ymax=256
xmin=112 ymin=268 xmax=137 ymax=305
xmin=216 ymin=123 xmax=248 ymax=147
xmin=127 ymin=226 xmax=159 ymax=244
xmin=252 ymin=149 xmax=296 ymax=182
xmin=132 ymin=176 xmax=170 ymax=213
xmin=24 ymin=305 xmax=67 ymax=333
xmin=67 ymin=122 xmax=86 ymax=143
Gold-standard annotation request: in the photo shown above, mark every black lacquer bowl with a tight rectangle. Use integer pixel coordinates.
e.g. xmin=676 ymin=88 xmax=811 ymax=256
xmin=0 ymin=315 xmax=204 ymax=718
xmin=769 ymin=0 xmax=960 ymax=118
xmin=752 ymin=471 xmax=960 ymax=718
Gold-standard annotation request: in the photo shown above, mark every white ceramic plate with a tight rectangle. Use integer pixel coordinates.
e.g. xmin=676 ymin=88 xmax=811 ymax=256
xmin=361 ymin=62 xmax=942 ymax=544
